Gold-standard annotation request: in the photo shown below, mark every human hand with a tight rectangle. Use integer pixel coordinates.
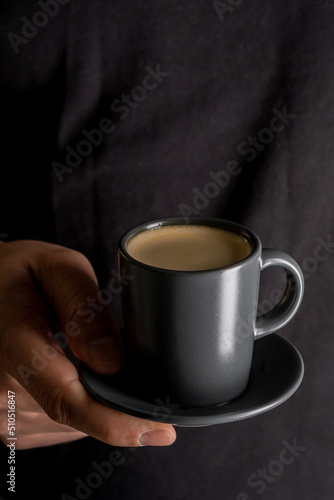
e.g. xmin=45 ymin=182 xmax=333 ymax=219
xmin=0 ymin=241 xmax=176 ymax=449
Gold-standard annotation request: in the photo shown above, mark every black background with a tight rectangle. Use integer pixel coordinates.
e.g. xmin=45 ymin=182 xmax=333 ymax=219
xmin=0 ymin=1 xmax=333 ymax=498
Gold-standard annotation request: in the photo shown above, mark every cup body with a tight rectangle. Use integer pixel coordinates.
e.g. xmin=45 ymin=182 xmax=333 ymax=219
xmin=119 ymin=217 xmax=263 ymax=407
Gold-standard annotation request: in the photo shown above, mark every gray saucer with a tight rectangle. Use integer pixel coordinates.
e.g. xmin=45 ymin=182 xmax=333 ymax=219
xmin=79 ymin=334 xmax=304 ymax=427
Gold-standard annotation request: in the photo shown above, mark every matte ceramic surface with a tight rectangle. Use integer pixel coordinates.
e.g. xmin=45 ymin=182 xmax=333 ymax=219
xmin=118 ymin=217 xmax=304 ymax=407
xmin=79 ymin=334 xmax=304 ymax=427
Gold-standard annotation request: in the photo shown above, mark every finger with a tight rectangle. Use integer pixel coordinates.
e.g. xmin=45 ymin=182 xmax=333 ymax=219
xmin=0 ymin=389 xmax=44 ymax=413
xmin=1 ymin=410 xmax=87 ymax=435
xmin=24 ymin=242 xmax=123 ymax=375
xmin=15 ymin=432 xmax=87 ymax=450
xmin=4 ymin=320 xmax=176 ymax=447
xmin=0 ymin=372 xmax=47 ymax=413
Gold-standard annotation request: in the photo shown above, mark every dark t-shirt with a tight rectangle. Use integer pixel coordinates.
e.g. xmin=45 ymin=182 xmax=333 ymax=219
xmin=1 ymin=1 xmax=333 ymax=499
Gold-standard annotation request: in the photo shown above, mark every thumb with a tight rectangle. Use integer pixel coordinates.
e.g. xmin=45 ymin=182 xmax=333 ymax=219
xmin=31 ymin=244 xmax=123 ymax=375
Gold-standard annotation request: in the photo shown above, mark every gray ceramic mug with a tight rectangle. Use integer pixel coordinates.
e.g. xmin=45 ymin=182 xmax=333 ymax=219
xmin=118 ymin=217 xmax=304 ymax=408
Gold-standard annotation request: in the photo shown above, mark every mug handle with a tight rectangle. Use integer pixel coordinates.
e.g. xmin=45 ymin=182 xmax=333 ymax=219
xmin=255 ymin=249 xmax=304 ymax=339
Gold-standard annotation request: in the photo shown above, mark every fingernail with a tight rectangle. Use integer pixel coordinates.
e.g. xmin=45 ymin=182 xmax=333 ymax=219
xmin=87 ymin=336 xmax=122 ymax=370
xmin=138 ymin=430 xmax=175 ymax=447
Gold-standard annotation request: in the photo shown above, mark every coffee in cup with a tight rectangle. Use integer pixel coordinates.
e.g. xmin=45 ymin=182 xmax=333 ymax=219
xmin=118 ymin=217 xmax=304 ymax=407
xmin=126 ymin=224 xmax=252 ymax=271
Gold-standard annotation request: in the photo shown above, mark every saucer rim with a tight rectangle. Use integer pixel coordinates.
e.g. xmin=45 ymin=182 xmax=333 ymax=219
xmin=79 ymin=334 xmax=304 ymax=427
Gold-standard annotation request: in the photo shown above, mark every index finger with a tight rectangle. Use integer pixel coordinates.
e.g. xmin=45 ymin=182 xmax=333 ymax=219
xmin=4 ymin=319 xmax=176 ymax=447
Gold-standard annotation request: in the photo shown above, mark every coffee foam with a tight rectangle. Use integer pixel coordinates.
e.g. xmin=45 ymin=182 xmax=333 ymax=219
xmin=126 ymin=224 xmax=252 ymax=271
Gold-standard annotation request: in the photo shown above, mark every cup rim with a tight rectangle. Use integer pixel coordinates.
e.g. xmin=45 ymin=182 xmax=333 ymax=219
xmin=118 ymin=216 xmax=261 ymax=274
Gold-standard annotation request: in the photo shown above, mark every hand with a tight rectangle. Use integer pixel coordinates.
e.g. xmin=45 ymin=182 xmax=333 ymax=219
xmin=0 ymin=241 xmax=176 ymax=450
